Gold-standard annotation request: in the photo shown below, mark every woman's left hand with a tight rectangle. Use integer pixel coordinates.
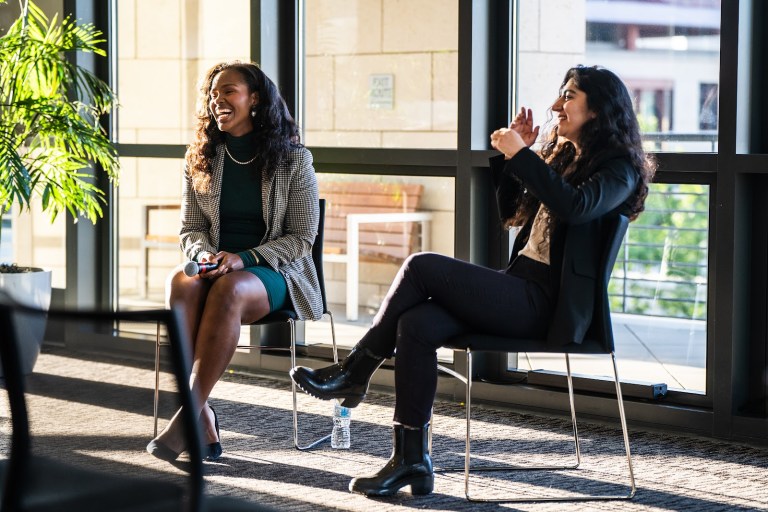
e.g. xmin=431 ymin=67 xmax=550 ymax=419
xmin=201 ymin=251 xmax=243 ymax=279
xmin=510 ymin=107 xmax=539 ymax=146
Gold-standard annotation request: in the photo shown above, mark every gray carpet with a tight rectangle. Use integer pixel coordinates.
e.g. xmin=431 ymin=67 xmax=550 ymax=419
xmin=2 ymin=347 xmax=767 ymax=511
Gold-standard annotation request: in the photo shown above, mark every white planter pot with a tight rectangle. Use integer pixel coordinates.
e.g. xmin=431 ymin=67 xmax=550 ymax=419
xmin=0 ymin=268 xmax=52 ymax=375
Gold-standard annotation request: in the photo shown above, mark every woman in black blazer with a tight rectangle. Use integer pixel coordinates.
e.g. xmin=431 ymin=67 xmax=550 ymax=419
xmin=291 ymin=65 xmax=656 ymax=497
xmin=147 ymin=61 xmax=320 ymax=463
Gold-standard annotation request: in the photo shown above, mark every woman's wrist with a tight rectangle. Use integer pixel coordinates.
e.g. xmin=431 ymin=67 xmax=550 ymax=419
xmin=197 ymin=251 xmax=214 ymax=262
xmin=237 ymin=249 xmax=262 ymax=267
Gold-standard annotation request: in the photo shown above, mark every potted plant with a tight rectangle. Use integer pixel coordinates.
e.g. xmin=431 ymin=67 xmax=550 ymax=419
xmin=0 ymin=0 xmax=119 ymax=374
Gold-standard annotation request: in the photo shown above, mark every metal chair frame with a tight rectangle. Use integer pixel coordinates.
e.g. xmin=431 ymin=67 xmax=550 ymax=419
xmin=153 ymin=199 xmax=338 ymax=450
xmin=433 ymin=214 xmax=636 ymax=502
xmin=435 ymin=351 xmax=635 ymax=502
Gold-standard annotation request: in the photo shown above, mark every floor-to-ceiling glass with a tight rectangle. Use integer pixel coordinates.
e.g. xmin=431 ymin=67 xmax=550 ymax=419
xmin=302 ymin=0 xmax=458 ymax=352
xmin=115 ymin=0 xmax=250 ymax=308
xmin=513 ymin=0 xmax=719 ymax=394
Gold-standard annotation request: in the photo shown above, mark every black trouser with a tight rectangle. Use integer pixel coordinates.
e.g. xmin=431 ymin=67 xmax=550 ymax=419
xmin=356 ymin=252 xmax=554 ymax=427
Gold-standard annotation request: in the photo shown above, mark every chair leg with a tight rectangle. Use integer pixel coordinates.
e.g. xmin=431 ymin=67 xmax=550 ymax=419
xmin=153 ymin=322 xmax=162 ymax=438
xmin=564 ymin=354 xmax=583 ymax=469
xmin=611 ymin=351 xmax=637 ymax=499
xmin=290 ymin=312 xmax=339 ymax=450
xmin=436 ymin=349 xmax=635 ymax=502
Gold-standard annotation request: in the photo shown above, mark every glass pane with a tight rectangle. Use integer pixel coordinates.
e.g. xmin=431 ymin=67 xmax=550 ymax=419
xmin=4 ymin=202 xmax=66 ymax=288
xmin=116 ymin=0 xmax=251 ymax=144
xmin=517 ymin=183 xmax=709 ymax=394
xmin=517 ymin=0 xmax=720 ymax=153
xmin=306 ymin=173 xmax=455 ymax=360
xmin=302 ymin=0 xmax=458 ymax=148
xmin=117 ymin=157 xmax=185 ymax=307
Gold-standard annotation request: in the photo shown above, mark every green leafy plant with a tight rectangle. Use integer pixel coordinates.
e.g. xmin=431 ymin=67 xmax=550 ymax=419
xmin=0 ymin=0 xmax=119 ymax=269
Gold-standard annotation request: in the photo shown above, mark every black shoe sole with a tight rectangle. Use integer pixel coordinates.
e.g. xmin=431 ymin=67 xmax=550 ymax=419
xmin=349 ymin=476 xmax=434 ymax=496
xmin=290 ymin=368 xmax=366 ymax=408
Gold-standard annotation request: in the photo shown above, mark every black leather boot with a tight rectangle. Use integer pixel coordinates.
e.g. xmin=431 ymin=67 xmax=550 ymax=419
xmin=349 ymin=424 xmax=434 ymax=496
xmin=289 ymin=347 xmax=385 ymax=407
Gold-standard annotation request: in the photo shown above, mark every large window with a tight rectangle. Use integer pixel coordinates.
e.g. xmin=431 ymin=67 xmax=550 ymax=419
xmin=516 ymin=183 xmax=709 ymax=393
xmin=116 ymin=0 xmax=251 ymax=309
xmin=514 ymin=0 xmax=719 ymax=394
xmin=116 ymin=0 xmax=250 ymax=145
xmin=301 ymin=1 xmax=458 ymax=351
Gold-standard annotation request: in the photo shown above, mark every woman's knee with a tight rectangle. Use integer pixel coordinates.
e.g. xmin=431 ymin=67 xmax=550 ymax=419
xmin=403 ymin=251 xmax=440 ymax=269
xmin=207 ymin=274 xmax=269 ymax=316
xmin=395 ymin=303 xmax=452 ymax=353
xmin=207 ymin=275 xmax=246 ymax=305
xmin=167 ymin=269 xmax=207 ymax=305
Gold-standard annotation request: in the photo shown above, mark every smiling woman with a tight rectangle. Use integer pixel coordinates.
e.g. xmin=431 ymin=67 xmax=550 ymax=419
xmin=145 ymin=61 xmax=321 ymax=464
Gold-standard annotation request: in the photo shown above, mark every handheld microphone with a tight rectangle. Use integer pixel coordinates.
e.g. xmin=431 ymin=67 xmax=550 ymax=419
xmin=183 ymin=261 xmax=219 ymax=277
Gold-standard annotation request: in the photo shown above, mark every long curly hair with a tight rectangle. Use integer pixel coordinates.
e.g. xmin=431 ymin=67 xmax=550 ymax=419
xmin=185 ymin=61 xmax=301 ymax=192
xmin=508 ymin=65 xmax=656 ymax=231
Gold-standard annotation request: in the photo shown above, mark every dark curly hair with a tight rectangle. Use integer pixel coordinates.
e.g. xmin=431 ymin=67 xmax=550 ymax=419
xmin=185 ymin=61 xmax=301 ymax=192
xmin=509 ymin=65 xmax=656 ymax=231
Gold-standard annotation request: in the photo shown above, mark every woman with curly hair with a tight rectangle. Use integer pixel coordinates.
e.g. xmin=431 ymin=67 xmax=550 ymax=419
xmin=290 ymin=65 xmax=656 ymax=497
xmin=147 ymin=61 xmax=320 ymax=462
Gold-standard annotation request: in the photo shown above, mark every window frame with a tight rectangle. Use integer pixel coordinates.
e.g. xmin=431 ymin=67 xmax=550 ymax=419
xmin=61 ymin=0 xmax=768 ymax=444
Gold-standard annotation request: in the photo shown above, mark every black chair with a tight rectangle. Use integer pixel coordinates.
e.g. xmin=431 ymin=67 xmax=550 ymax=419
xmin=153 ymin=198 xmax=338 ymax=450
xmin=0 ymin=298 xmax=268 ymax=511
xmin=435 ymin=214 xmax=636 ymax=502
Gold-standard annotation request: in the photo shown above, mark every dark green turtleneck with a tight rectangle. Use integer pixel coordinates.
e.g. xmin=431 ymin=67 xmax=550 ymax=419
xmin=219 ymin=132 xmax=266 ymax=257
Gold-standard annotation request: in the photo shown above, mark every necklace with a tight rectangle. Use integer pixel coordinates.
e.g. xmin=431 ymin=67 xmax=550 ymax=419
xmin=224 ymin=144 xmax=257 ymax=165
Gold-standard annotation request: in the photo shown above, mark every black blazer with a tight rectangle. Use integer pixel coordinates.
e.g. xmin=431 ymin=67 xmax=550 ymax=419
xmin=489 ymin=148 xmax=639 ymax=347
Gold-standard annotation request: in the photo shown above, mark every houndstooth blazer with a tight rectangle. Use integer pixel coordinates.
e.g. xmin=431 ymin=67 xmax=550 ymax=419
xmin=179 ymin=144 xmax=322 ymax=321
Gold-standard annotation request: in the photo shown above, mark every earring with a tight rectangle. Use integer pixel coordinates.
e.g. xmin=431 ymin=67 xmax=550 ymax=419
xmin=250 ymin=107 xmax=257 ymax=118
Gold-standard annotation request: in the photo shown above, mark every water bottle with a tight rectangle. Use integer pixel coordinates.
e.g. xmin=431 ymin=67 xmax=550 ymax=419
xmin=331 ymin=399 xmax=351 ymax=449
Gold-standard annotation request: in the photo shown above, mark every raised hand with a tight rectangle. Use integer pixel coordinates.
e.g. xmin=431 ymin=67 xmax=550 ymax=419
xmin=510 ymin=107 xmax=539 ymax=147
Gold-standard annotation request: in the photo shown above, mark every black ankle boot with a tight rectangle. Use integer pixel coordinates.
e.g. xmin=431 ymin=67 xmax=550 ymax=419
xmin=349 ymin=424 xmax=433 ymax=496
xmin=289 ymin=347 xmax=385 ymax=408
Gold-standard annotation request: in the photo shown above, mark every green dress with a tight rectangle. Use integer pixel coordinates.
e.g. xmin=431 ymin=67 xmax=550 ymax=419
xmin=219 ymin=132 xmax=288 ymax=312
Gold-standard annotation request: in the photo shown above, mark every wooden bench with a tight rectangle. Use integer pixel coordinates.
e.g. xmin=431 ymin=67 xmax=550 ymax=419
xmin=139 ymin=203 xmax=182 ymax=298
xmin=319 ymin=181 xmax=433 ymax=321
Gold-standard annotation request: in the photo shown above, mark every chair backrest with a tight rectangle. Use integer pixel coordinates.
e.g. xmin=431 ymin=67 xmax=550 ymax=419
xmin=585 ymin=214 xmax=630 ymax=353
xmin=312 ymin=198 xmax=330 ymax=315
xmin=0 ymin=299 xmax=204 ymax=511
xmin=444 ymin=214 xmax=629 ymax=356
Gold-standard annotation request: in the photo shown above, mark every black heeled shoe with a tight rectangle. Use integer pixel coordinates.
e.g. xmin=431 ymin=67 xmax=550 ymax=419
xmin=205 ymin=405 xmax=222 ymax=461
xmin=146 ymin=438 xmax=181 ymax=462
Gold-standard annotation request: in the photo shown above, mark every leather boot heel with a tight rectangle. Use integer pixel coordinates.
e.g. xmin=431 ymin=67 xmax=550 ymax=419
xmin=340 ymin=395 xmax=364 ymax=408
xmin=409 ymin=475 xmax=434 ymax=495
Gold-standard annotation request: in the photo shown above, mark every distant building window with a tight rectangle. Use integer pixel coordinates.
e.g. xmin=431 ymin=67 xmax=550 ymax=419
xmin=699 ymin=83 xmax=718 ymax=130
xmin=625 ymin=80 xmax=674 ymax=133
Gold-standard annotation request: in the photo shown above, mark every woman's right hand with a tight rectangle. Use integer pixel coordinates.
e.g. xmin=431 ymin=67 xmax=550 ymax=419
xmin=197 ymin=252 xmax=225 ymax=279
xmin=510 ymin=107 xmax=539 ymax=147
xmin=491 ymin=127 xmax=526 ymax=159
